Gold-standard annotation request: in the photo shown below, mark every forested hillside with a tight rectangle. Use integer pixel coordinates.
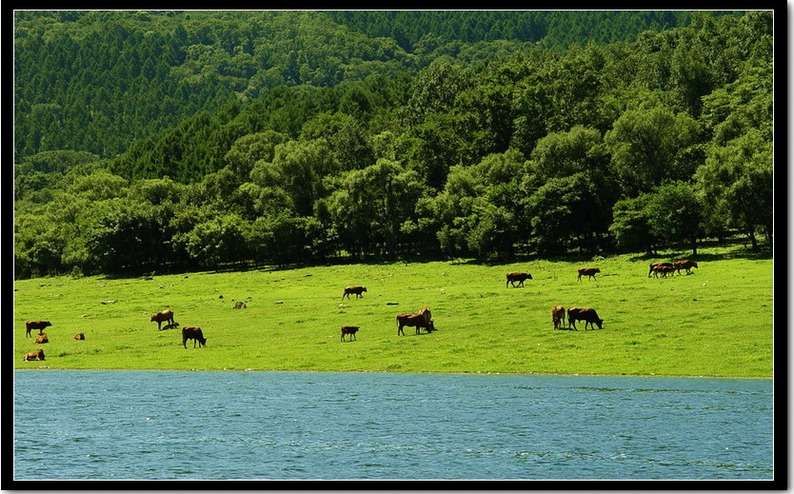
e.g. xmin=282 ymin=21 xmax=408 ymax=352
xmin=14 ymin=10 xmax=705 ymax=161
xmin=14 ymin=10 xmax=773 ymax=279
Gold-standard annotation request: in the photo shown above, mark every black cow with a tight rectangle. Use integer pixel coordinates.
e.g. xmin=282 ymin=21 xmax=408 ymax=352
xmin=182 ymin=326 xmax=207 ymax=348
xmin=341 ymin=325 xmax=360 ymax=342
xmin=342 ymin=286 xmax=367 ymax=300
xmin=26 ymin=320 xmax=51 ymax=337
xmin=567 ymin=307 xmax=604 ymax=330
xmin=506 ymin=272 xmax=532 ymax=288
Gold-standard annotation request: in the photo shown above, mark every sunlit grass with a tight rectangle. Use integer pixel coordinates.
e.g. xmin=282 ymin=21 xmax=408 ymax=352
xmin=14 ymin=244 xmax=773 ymax=378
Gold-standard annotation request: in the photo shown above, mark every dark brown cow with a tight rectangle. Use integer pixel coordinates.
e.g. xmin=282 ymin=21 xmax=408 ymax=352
xmin=396 ymin=307 xmax=435 ymax=336
xmin=161 ymin=322 xmax=180 ymax=330
xmin=74 ymin=333 xmax=86 ymax=340
xmin=182 ymin=326 xmax=207 ymax=348
xmin=648 ymin=262 xmax=674 ymax=278
xmin=341 ymin=325 xmax=360 ymax=342
xmin=35 ymin=333 xmax=49 ymax=344
xmin=342 ymin=286 xmax=367 ymax=300
xmin=577 ymin=267 xmax=601 ymax=281
xmin=674 ymin=259 xmax=699 ymax=275
xmin=506 ymin=272 xmax=532 ymax=288
xmin=26 ymin=320 xmax=51 ymax=337
xmin=151 ymin=309 xmax=175 ymax=330
xmin=552 ymin=305 xmax=566 ymax=330
xmin=651 ymin=264 xmax=676 ymax=278
xmin=567 ymin=307 xmax=604 ymax=330
xmin=23 ymin=349 xmax=45 ymax=361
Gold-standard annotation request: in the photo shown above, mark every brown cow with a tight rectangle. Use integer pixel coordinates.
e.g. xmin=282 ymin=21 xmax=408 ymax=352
xmin=341 ymin=325 xmax=360 ymax=342
xmin=396 ymin=308 xmax=435 ymax=336
xmin=161 ymin=322 xmax=180 ymax=330
xmin=23 ymin=349 xmax=45 ymax=361
xmin=567 ymin=307 xmax=604 ymax=330
xmin=74 ymin=333 xmax=86 ymax=340
xmin=26 ymin=320 xmax=51 ymax=337
xmin=577 ymin=267 xmax=600 ymax=281
xmin=151 ymin=309 xmax=175 ymax=330
xmin=506 ymin=272 xmax=532 ymax=288
xmin=342 ymin=286 xmax=367 ymax=300
xmin=182 ymin=326 xmax=207 ymax=348
xmin=651 ymin=264 xmax=676 ymax=278
xmin=35 ymin=333 xmax=49 ymax=344
xmin=648 ymin=262 xmax=674 ymax=278
xmin=674 ymin=259 xmax=699 ymax=275
xmin=552 ymin=305 xmax=566 ymax=330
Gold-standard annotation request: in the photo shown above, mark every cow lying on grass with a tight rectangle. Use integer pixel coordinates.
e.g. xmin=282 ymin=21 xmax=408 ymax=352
xmin=24 ymin=349 xmax=45 ymax=361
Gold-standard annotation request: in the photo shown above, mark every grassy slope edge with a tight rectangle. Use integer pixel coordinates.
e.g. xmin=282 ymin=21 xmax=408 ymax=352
xmin=13 ymin=245 xmax=773 ymax=378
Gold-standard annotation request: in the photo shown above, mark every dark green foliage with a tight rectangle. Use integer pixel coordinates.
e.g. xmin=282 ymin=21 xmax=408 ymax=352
xmin=13 ymin=10 xmax=774 ymax=278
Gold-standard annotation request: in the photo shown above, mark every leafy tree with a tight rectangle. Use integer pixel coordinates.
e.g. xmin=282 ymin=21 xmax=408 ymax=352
xmin=644 ymin=181 xmax=703 ymax=255
xmin=609 ymin=194 xmax=656 ymax=255
xmin=320 ymin=159 xmax=427 ymax=258
xmin=183 ymin=213 xmax=253 ymax=269
xmin=605 ymin=104 xmax=702 ymax=195
xmin=695 ymin=130 xmax=772 ymax=250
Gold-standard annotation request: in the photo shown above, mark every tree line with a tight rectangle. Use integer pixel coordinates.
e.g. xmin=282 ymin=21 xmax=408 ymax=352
xmin=14 ymin=11 xmax=773 ymax=279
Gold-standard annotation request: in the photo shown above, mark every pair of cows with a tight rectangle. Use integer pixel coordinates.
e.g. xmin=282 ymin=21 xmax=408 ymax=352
xmin=150 ymin=309 xmax=207 ymax=348
xmin=507 ymin=267 xmax=601 ymax=287
xmin=552 ymin=306 xmax=604 ymax=331
xmin=340 ymin=306 xmax=435 ymax=342
xmin=648 ymin=260 xmax=699 ymax=278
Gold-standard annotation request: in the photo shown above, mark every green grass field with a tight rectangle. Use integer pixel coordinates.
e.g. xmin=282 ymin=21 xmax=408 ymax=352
xmin=14 ymin=244 xmax=773 ymax=378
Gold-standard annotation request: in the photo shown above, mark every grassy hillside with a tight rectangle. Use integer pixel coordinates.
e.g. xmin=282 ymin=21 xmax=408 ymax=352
xmin=13 ymin=244 xmax=773 ymax=378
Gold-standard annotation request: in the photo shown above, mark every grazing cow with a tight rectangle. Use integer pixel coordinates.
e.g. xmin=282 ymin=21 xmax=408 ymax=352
xmin=648 ymin=262 xmax=674 ymax=278
xmin=340 ymin=325 xmax=360 ymax=342
xmin=74 ymin=333 xmax=86 ymax=340
xmin=506 ymin=272 xmax=532 ymax=288
xmin=396 ymin=309 xmax=435 ymax=336
xmin=577 ymin=267 xmax=601 ymax=281
xmin=342 ymin=286 xmax=367 ymax=300
xmin=151 ymin=309 xmax=175 ymax=330
xmin=23 ymin=349 xmax=45 ymax=361
xmin=35 ymin=333 xmax=49 ymax=344
xmin=552 ymin=305 xmax=566 ymax=330
xmin=26 ymin=320 xmax=52 ymax=337
xmin=674 ymin=259 xmax=699 ymax=275
xmin=182 ymin=326 xmax=207 ymax=348
xmin=651 ymin=264 xmax=676 ymax=278
xmin=567 ymin=307 xmax=604 ymax=330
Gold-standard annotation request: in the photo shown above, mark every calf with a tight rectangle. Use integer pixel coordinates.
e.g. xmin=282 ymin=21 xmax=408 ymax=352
xmin=26 ymin=320 xmax=51 ymax=337
xmin=74 ymin=333 xmax=86 ymax=340
xmin=648 ymin=262 xmax=674 ymax=278
xmin=674 ymin=259 xmax=698 ymax=275
xmin=577 ymin=267 xmax=600 ymax=281
xmin=567 ymin=307 xmax=604 ymax=330
xmin=23 ymin=349 xmax=45 ymax=361
xmin=35 ymin=333 xmax=49 ymax=344
xmin=506 ymin=272 xmax=532 ymax=288
xmin=182 ymin=326 xmax=207 ymax=348
xmin=151 ymin=309 xmax=175 ymax=330
xmin=340 ymin=325 xmax=360 ymax=342
xmin=342 ymin=286 xmax=367 ymax=300
xmin=651 ymin=264 xmax=676 ymax=278
xmin=551 ymin=305 xmax=566 ymax=330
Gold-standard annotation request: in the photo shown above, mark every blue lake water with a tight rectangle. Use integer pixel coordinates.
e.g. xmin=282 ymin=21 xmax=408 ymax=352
xmin=12 ymin=370 xmax=774 ymax=483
